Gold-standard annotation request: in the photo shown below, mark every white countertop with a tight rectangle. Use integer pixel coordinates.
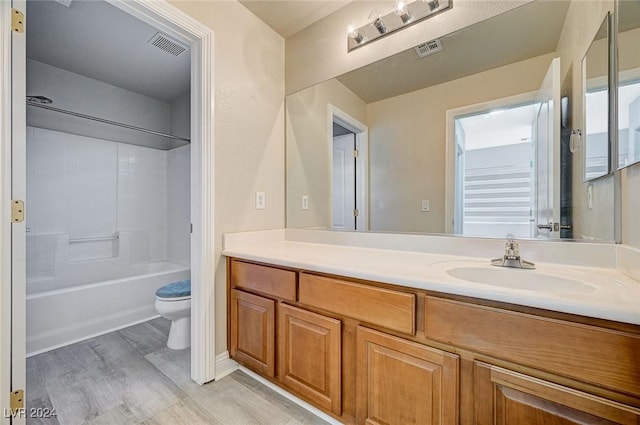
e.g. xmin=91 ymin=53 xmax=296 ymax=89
xmin=223 ymin=239 xmax=640 ymax=325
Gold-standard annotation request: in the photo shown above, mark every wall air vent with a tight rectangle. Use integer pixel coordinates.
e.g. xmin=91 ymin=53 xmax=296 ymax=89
xmin=147 ymin=32 xmax=189 ymax=57
xmin=414 ymin=39 xmax=443 ymax=58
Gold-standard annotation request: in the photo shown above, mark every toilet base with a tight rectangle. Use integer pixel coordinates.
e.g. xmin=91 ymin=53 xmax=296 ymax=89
xmin=167 ymin=316 xmax=191 ymax=350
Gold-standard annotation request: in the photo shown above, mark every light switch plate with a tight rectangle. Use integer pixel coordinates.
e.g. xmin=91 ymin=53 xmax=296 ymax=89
xmin=302 ymin=195 xmax=309 ymax=210
xmin=256 ymin=191 xmax=266 ymax=209
xmin=587 ymin=185 xmax=593 ymax=210
xmin=421 ymin=200 xmax=430 ymax=212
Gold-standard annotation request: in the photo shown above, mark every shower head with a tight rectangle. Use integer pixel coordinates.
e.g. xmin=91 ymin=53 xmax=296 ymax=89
xmin=26 ymin=95 xmax=53 ymax=104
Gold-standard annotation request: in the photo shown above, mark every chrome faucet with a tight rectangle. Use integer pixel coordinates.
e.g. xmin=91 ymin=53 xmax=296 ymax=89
xmin=491 ymin=236 xmax=535 ymax=269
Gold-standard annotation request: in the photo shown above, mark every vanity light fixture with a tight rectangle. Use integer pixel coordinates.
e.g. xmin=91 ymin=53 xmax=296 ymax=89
xmin=394 ymin=0 xmax=412 ymax=24
xmin=570 ymin=129 xmax=582 ymax=153
xmin=347 ymin=0 xmax=451 ymax=51
xmin=369 ymin=10 xmax=387 ymax=35
xmin=347 ymin=26 xmax=364 ymax=44
xmin=426 ymin=0 xmax=440 ymax=12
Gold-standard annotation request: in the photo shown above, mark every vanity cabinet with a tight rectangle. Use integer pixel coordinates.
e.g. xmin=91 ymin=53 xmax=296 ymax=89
xmin=229 ymin=261 xmax=343 ymax=415
xmin=356 ymin=326 xmax=459 ymax=425
xmin=279 ymin=304 xmax=342 ymax=415
xmin=227 ymin=258 xmax=640 ymax=425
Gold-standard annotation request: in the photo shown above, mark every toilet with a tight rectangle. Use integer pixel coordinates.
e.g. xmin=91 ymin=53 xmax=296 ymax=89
xmin=155 ymin=279 xmax=191 ymax=350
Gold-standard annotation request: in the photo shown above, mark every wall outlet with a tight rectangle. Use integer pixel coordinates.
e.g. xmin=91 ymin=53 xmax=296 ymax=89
xmin=302 ymin=195 xmax=309 ymax=210
xmin=421 ymin=199 xmax=430 ymax=212
xmin=256 ymin=191 xmax=266 ymax=210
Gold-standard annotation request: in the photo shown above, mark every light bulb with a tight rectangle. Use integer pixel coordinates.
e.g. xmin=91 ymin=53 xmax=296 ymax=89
xmin=347 ymin=25 xmax=364 ymax=44
xmin=369 ymin=9 xmax=386 ymax=34
xmin=425 ymin=0 xmax=439 ymax=12
xmin=394 ymin=0 xmax=412 ymax=23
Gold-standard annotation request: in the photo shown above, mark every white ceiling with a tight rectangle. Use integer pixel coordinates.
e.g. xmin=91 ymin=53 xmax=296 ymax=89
xmin=239 ymin=0 xmax=351 ymax=38
xmin=459 ymin=104 xmax=537 ymax=151
xmin=26 ymin=0 xmax=190 ymax=102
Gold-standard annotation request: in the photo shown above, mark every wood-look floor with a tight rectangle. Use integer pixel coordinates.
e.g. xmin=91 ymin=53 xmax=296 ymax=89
xmin=26 ymin=318 xmax=329 ymax=425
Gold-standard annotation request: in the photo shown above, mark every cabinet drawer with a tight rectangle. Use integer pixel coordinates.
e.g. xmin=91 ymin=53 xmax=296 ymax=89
xmin=425 ymin=297 xmax=640 ymax=398
xmin=299 ymin=273 xmax=415 ymax=334
xmin=474 ymin=362 xmax=640 ymax=424
xmin=231 ymin=260 xmax=296 ymax=301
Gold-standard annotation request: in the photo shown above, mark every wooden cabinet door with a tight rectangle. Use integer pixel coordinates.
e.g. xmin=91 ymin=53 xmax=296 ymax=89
xmin=356 ymin=326 xmax=459 ymax=425
xmin=474 ymin=362 xmax=640 ymax=425
xmin=278 ymin=303 xmax=342 ymax=415
xmin=230 ymin=289 xmax=275 ymax=377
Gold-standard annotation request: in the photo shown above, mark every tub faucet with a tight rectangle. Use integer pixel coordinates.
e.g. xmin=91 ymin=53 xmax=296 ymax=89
xmin=491 ymin=236 xmax=535 ymax=269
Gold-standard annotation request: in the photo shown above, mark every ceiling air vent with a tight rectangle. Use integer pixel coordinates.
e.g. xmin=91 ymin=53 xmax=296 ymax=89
xmin=52 ymin=0 xmax=73 ymax=7
xmin=147 ymin=32 xmax=188 ymax=57
xmin=414 ymin=39 xmax=443 ymax=58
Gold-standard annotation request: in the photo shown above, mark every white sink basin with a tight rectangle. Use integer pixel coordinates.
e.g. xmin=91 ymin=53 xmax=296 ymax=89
xmin=445 ymin=266 xmax=598 ymax=294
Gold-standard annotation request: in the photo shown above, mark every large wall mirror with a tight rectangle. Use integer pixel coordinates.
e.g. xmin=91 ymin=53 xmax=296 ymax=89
xmin=617 ymin=0 xmax=640 ymax=169
xmin=286 ymin=0 xmax=616 ymax=241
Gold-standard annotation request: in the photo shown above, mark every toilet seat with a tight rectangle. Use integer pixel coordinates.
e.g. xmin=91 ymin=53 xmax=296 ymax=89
xmin=155 ymin=279 xmax=191 ymax=299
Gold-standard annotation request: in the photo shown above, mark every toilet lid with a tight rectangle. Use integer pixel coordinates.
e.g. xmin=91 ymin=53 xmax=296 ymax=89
xmin=156 ymin=279 xmax=191 ymax=299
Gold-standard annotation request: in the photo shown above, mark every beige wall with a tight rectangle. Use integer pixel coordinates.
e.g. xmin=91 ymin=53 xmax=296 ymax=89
xmin=169 ymin=1 xmax=285 ymax=354
xmin=619 ymin=27 xmax=640 ymax=72
xmin=585 ymin=36 xmax=608 ymax=81
xmin=286 ymin=79 xmax=367 ymax=228
xmin=366 ymin=53 xmax=555 ymax=233
xmin=285 ymin=0 xmax=531 ymax=95
xmin=556 ymin=0 xmax=615 ymax=241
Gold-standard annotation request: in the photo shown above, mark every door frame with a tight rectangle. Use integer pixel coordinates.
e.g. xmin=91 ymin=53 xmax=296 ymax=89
xmin=327 ymin=104 xmax=369 ymax=231
xmin=1 ymin=1 xmax=16 ymax=420
xmin=533 ymin=57 xmax=561 ymax=239
xmin=444 ymin=91 xmax=537 ymax=234
xmin=453 ymin=121 xmax=465 ymax=235
xmin=0 ymin=1 xmax=216 ymax=409
xmin=108 ymin=0 xmax=216 ymax=386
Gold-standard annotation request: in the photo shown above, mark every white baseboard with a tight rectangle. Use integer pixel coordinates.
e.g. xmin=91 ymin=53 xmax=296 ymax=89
xmin=214 ymin=351 xmax=239 ymax=380
xmin=213 ymin=352 xmax=342 ymax=424
xmin=238 ymin=366 xmax=343 ymax=425
xmin=27 ymin=314 xmax=160 ymax=357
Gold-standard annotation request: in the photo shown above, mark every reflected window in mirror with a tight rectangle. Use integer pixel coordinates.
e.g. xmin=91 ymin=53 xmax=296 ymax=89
xmin=618 ymin=0 xmax=640 ymax=169
xmin=452 ymin=102 xmax=538 ymax=239
xmin=583 ymin=15 xmax=610 ymax=181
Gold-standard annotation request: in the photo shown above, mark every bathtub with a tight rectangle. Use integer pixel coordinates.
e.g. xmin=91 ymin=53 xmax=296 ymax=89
xmin=26 ymin=261 xmax=190 ymax=356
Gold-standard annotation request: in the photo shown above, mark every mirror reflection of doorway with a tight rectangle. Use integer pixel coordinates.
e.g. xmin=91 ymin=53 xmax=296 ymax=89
xmin=330 ymin=106 xmax=368 ymax=231
xmin=453 ymin=103 xmax=538 ymax=238
xmin=332 ymin=123 xmax=357 ymax=230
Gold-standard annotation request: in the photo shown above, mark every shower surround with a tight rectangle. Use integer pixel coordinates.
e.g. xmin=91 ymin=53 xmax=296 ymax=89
xmin=25 ymin=126 xmax=190 ymax=355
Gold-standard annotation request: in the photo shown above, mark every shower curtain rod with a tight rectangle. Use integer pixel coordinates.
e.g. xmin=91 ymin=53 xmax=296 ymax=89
xmin=26 ymin=101 xmax=191 ymax=143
